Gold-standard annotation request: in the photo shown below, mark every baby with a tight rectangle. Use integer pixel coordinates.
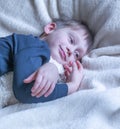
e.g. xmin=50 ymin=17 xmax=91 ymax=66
xmin=24 ymin=18 xmax=92 ymax=101
xmin=0 ymin=18 xmax=92 ymax=103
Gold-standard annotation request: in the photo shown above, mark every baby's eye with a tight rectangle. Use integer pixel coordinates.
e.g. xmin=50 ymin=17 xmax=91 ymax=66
xmin=74 ymin=51 xmax=80 ymax=59
xmin=70 ymin=37 xmax=74 ymax=44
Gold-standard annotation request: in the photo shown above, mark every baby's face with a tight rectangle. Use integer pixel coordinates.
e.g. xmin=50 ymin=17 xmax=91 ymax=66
xmin=45 ymin=27 xmax=88 ymax=65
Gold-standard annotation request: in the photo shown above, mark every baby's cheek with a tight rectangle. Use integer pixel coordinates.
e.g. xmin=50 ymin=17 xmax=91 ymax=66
xmin=67 ymin=55 xmax=76 ymax=63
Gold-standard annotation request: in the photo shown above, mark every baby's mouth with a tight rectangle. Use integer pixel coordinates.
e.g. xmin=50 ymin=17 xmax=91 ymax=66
xmin=59 ymin=45 xmax=66 ymax=61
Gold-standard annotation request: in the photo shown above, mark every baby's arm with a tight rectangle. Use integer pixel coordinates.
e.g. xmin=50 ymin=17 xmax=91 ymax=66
xmin=24 ymin=62 xmax=59 ymax=98
xmin=64 ymin=61 xmax=83 ymax=95
xmin=14 ymin=53 xmax=68 ymax=103
xmin=24 ymin=60 xmax=83 ymax=99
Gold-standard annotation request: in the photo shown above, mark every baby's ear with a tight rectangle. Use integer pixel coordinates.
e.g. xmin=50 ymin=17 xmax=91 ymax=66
xmin=44 ymin=22 xmax=56 ymax=34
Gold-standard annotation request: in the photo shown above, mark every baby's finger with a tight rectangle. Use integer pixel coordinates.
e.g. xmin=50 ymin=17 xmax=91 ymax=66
xmin=44 ymin=82 xmax=55 ymax=97
xmin=65 ymin=70 xmax=70 ymax=80
xmin=72 ymin=62 xmax=77 ymax=71
xmin=68 ymin=61 xmax=73 ymax=67
xmin=64 ymin=65 xmax=71 ymax=73
xmin=24 ymin=71 xmax=37 ymax=83
xmin=76 ymin=60 xmax=81 ymax=70
xmin=36 ymin=81 xmax=51 ymax=98
xmin=31 ymin=75 xmax=42 ymax=92
xmin=31 ymin=77 xmax=47 ymax=96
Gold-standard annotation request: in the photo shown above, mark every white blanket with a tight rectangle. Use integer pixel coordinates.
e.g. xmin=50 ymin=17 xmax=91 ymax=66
xmin=0 ymin=0 xmax=120 ymax=129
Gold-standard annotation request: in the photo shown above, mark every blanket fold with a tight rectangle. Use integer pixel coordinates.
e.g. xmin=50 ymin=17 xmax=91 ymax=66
xmin=0 ymin=0 xmax=120 ymax=129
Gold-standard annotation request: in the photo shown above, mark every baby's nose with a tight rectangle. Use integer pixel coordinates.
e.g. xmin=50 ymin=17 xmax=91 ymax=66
xmin=66 ymin=48 xmax=72 ymax=57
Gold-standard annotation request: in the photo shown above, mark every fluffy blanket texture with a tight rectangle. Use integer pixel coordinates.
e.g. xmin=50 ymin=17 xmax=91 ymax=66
xmin=0 ymin=0 xmax=120 ymax=129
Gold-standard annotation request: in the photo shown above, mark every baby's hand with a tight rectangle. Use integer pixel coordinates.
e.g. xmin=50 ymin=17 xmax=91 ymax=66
xmin=24 ymin=62 xmax=59 ymax=98
xmin=66 ymin=61 xmax=83 ymax=95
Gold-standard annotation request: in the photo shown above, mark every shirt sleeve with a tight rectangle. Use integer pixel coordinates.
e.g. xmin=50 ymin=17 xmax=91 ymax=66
xmin=0 ymin=34 xmax=16 ymax=75
xmin=13 ymin=49 xmax=68 ymax=103
xmin=13 ymin=48 xmax=68 ymax=103
xmin=14 ymin=82 xmax=68 ymax=103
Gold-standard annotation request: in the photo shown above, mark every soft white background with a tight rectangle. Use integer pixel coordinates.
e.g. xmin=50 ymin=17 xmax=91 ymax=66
xmin=0 ymin=0 xmax=120 ymax=129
